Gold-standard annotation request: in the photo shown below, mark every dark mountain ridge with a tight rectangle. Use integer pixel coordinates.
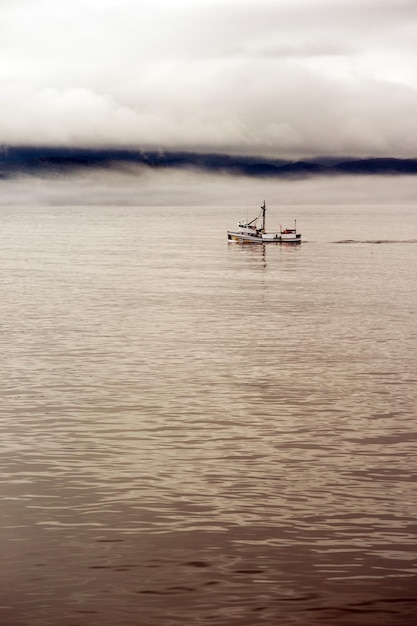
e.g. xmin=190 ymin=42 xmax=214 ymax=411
xmin=1 ymin=147 xmax=417 ymax=178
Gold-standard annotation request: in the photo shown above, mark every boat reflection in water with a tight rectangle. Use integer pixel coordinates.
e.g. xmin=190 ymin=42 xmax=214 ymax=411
xmin=227 ymin=201 xmax=301 ymax=244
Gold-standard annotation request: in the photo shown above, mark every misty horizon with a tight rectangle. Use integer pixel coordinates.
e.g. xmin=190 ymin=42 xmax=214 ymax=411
xmin=2 ymin=1 xmax=417 ymax=206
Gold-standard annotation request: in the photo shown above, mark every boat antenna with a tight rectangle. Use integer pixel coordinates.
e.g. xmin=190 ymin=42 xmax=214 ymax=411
xmin=261 ymin=201 xmax=266 ymax=232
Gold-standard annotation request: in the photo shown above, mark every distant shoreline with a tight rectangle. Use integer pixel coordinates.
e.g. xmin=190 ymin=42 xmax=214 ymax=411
xmin=1 ymin=147 xmax=417 ymax=179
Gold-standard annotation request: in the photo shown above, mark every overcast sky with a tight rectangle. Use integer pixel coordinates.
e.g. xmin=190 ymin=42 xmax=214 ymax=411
xmin=1 ymin=0 xmax=417 ymax=158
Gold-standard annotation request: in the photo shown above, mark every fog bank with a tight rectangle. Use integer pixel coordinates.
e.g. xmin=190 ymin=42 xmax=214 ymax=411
xmin=1 ymin=167 xmax=417 ymax=208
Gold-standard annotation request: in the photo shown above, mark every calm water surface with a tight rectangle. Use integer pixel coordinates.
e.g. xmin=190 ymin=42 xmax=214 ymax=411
xmin=1 ymin=203 xmax=417 ymax=625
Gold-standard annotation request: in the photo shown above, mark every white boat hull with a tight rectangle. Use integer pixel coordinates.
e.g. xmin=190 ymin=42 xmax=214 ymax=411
xmin=227 ymin=231 xmax=301 ymax=244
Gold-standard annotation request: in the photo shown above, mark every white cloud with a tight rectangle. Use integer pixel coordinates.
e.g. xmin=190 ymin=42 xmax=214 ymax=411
xmin=0 ymin=0 xmax=416 ymax=157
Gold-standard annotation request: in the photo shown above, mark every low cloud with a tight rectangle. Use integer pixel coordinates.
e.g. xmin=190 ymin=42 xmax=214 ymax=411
xmin=1 ymin=166 xmax=417 ymax=208
xmin=1 ymin=0 xmax=417 ymax=157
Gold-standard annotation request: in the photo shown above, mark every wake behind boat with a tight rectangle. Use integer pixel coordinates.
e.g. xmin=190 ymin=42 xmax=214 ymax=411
xmin=227 ymin=201 xmax=301 ymax=244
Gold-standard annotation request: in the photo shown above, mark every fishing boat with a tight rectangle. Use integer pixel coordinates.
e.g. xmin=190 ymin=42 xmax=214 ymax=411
xmin=227 ymin=202 xmax=301 ymax=244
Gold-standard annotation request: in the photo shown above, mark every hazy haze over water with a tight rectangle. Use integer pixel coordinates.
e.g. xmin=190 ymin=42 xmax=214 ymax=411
xmin=1 ymin=167 xmax=417 ymax=207
xmin=1 ymin=172 xmax=417 ymax=625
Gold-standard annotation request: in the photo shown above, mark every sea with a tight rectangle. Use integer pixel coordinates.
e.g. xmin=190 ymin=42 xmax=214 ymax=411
xmin=1 ymin=172 xmax=417 ymax=626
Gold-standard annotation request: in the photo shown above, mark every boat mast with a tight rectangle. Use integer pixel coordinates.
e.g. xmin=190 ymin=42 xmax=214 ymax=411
xmin=261 ymin=201 xmax=266 ymax=232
